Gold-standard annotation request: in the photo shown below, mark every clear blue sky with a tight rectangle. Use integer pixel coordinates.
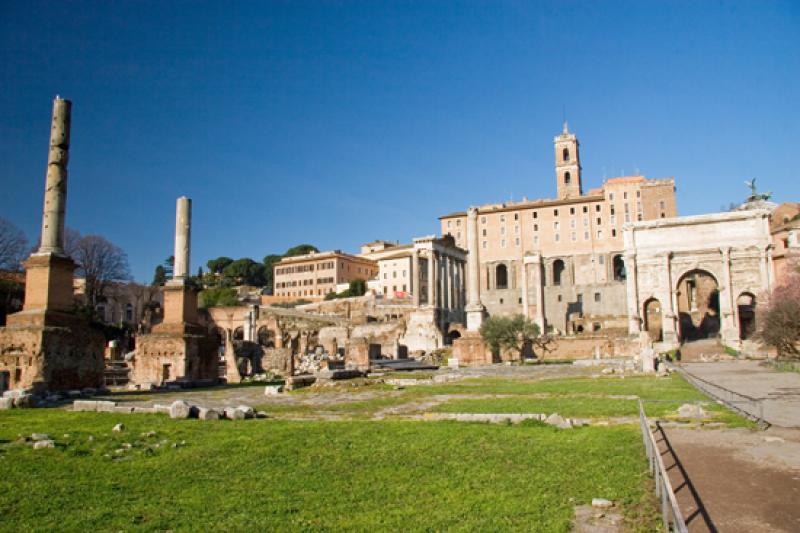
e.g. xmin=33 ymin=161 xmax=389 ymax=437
xmin=2 ymin=1 xmax=798 ymax=282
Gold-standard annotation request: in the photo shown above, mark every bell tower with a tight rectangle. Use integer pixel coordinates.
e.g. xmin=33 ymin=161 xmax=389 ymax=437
xmin=554 ymin=122 xmax=582 ymax=199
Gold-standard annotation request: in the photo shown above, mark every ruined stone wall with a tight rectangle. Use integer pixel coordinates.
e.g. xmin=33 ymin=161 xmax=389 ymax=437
xmin=0 ymin=321 xmax=104 ymax=392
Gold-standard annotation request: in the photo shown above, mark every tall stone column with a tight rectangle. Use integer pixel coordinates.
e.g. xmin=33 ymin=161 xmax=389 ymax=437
xmin=18 ymin=97 xmax=77 ymax=315
xmin=719 ymin=247 xmax=737 ymax=343
xmin=624 ymin=252 xmax=641 ymax=335
xmin=447 ymin=256 xmax=455 ymax=310
xmin=465 ymin=207 xmax=485 ymax=330
xmin=427 ymin=249 xmax=435 ymax=307
xmin=521 ymin=259 xmax=530 ymax=318
xmin=411 ymin=248 xmax=420 ymax=307
xmin=526 ymin=254 xmax=545 ymax=332
xmin=173 ymin=196 xmax=191 ymax=282
xmin=662 ymin=252 xmax=679 ymax=344
xmin=766 ymin=246 xmax=774 ymax=290
xmin=38 ymin=97 xmax=71 ymax=256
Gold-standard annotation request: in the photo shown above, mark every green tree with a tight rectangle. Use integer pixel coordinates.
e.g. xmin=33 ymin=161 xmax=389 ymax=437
xmin=479 ymin=314 xmax=540 ymax=361
xmin=222 ymin=258 xmax=266 ymax=286
xmin=152 ymin=265 xmax=167 ymax=286
xmin=207 ymin=256 xmax=234 ymax=274
xmin=262 ymin=254 xmax=283 ymax=293
xmin=349 ymin=278 xmax=367 ymax=297
xmin=284 ymin=244 xmax=318 ymax=257
xmin=199 ymin=286 xmax=240 ymax=308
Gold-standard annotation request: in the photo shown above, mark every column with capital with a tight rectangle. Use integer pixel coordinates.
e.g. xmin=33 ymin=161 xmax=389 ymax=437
xmin=719 ymin=247 xmax=738 ymax=343
xmin=661 ymin=252 xmax=679 ymax=344
xmin=624 ymin=252 xmax=640 ymax=335
xmin=411 ymin=248 xmax=420 ymax=307
xmin=427 ymin=249 xmax=436 ymax=307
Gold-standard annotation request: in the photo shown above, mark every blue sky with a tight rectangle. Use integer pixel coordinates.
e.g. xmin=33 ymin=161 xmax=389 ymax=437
xmin=1 ymin=1 xmax=798 ymax=282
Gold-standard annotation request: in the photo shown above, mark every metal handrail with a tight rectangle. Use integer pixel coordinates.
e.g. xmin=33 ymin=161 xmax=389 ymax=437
xmin=664 ymin=361 xmax=770 ymax=429
xmin=638 ymin=400 xmax=689 ymax=533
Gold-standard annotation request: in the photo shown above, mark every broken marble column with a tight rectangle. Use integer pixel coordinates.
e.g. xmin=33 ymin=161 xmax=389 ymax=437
xmin=38 ymin=97 xmax=71 ymax=256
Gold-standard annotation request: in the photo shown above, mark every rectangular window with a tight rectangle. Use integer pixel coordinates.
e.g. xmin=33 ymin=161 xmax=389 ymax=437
xmin=583 ymin=206 xmax=589 ymax=213
xmin=577 ymin=293 xmax=583 ymax=303
xmin=533 ymin=235 xmax=539 ymax=245
xmin=456 ymin=219 xmax=461 ymax=226
xmin=500 ymin=226 xmax=506 ymax=235
xmin=501 ymin=239 xmax=506 ymax=248
xmin=612 ymin=229 xmax=617 ymax=237
xmin=570 ymin=207 xmax=575 ymax=215
xmin=609 ymin=193 xmax=614 ymax=201
xmin=594 ymin=292 xmax=601 ymax=302
xmin=447 ymin=221 xmax=451 ymax=228
xmin=595 ymin=204 xmax=601 ymax=212
xmin=599 ymin=255 xmax=605 ymax=265
xmin=514 ymin=213 xmax=519 ymax=221
xmin=625 ymin=213 xmax=631 ymax=223
xmin=500 ymin=215 xmax=505 ymax=223
xmin=571 ymin=232 xmax=576 ymax=242
xmin=482 ymin=229 xmax=487 ymax=236
xmin=554 ymin=209 xmax=559 ymax=216
xmin=583 ymin=218 xmax=588 ymax=227
xmin=636 ymin=190 xmax=641 ymax=198
xmin=554 ymin=221 xmax=559 ymax=230
xmin=532 ymin=211 xmax=538 ymax=219
xmin=570 ymin=219 xmax=576 ymax=229
xmin=481 ymin=216 xmax=486 ymax=224
xmin=596 ymin=218 xmax=602 ymax=225
xmin=610 ymin=206 xmax=615 ymax=215
xmin=482 ymin=240 xmax=487 ymax=249
xmin=533 ymin=224 xmax=538 ymax=232
xmin=660 ymin=200 xmax=666 ymax=209
xmin=597 ymin=230 xmax=603 ymax=239
xmin=514 ymin=225 xmax=519 ymax=234
xmin=515 ymin=237 xmax=520 ymax=246
xmin=623 ymin=192 xmax=628 ymax=200
xmin=555 ymin=233 xmax=560 ymax=242
xmin=583 ymin=231 xmax=589 ymax=240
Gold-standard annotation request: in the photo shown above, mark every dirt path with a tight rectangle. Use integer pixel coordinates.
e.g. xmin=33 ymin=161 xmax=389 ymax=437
xmin=658 ymin=426 xmax=800 ymax=532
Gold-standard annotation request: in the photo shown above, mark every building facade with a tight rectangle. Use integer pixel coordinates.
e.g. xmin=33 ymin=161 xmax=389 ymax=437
xmin=440 ymin=124 xmax=677 ymax=335
xmin=273 ymin=251 xmax=378 ymax=300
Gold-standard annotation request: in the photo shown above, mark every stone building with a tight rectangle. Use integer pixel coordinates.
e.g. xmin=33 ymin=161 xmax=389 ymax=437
xmin=273 ymin=250 xmax=378 ymax=300
xmin=440 ymin=124 xmax=677 ymax=335
xmin=0 ymin=98 xmax=105 ymax=393
xmin=623 ymin=209 xmax=774 ymax=350
xmin=129 ymin=197 xmax=218 ymax=387
xmin=770 ymin=202 xmax=800 ymax=286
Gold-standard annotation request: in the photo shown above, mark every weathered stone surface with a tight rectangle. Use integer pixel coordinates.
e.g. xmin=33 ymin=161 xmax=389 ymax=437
xmin=198 ymin=407 xmax=219 ymax=420
xmin=545 ymin=413 xmax=566 ymax=426
xmin=31 ymin=433 xmax=50 ymax=441
xmin=592 ymin=498 xmax=613 ymax=509
xmin=0 ymin=397 xmax=13 ymax=409
xmin=113 ymin=406 xmax=135 ymax=414
xmin=13 ymin=394 xmax=35 ymax=408
xmin=677 ymin=403 xmax=708 ymax=419
xmin=73 ymin=400 xmax=98 ymax=412
xmin=112 ymin=423 xmax=125 ymax=432
xmin=95 ymin=401 xmax=117 ymax=412
xmin=256 ymin=411 xmax=268 ymax=419
xmin=264 ymin=385 xmax=283 ymax=395
xmin=153 ymin=404 xmax=172 ymax=414
xmin=169 ymin=400 xmax=193 ymax=419
xmin=224 ymin=407 xmax=245 ymax=420
xmin=236 ymin=405 xmax=255 ymax=419
xmin=33 ymin=439 xmax=55 ymax=450
xmin=132 ymin=406 xmax=157 ymax=414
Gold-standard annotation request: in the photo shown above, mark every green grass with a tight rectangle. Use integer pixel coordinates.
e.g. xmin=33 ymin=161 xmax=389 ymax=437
xmin=412 ymin=374 xmax=706 ymax=400
xmin=257 ymin=396 xmax=413 ymax=416
xmin=0 ymin=410 xmax=657 ymax=532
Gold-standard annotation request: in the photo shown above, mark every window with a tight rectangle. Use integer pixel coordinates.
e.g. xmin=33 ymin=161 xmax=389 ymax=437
xmin=447 ymin=221 xmax=451 ymax=228
xmin=577 ymin=293 xmax=583 ymax=303
xmin=624 ymin=203 xmax=629 ymax=212
xmin=557 ymin=294 xmax=563 ymax=302
xmin=514 ymin=213 xmax=519 ymax=221
xmin=571 ymin=232 xmax=576 ymax=242
xmin=597 ymin=230 xmax=603 ymax=239
xmin=623 ymin=192 xmax=628 ymax=200
xmin=500 ymin=226 xmax=506 ymax=235
xmin=625 ymin=213 xmax=630 ymax=223
xmin=514 ymin=225 xmax=519 ymax=234
xmin=660 ymin=200 xmax=665 ymax=209
xmin=456 ymin=219 xmax=461 ymax=226
xmin=553 ymin=259 xmax=565 ymax=285
xmin=570 ymin=207 xmax=575 ymax=215
xmin=599 ymin=255 xmax=605 ymax=265
xmin=610 ymin=206 xmax=615 ymax=215
xmin=661 ymin=213 xmax=666 ymax=218
xmin=596 ymin=218 xmax=602 ymax=225
xmin=482 ymin=241 xmax=487 ymax=249
xmin=583 ymin=206 xmax=589 ymax=213
xmin=594 ymin=292 xmax=601 ymax=302
xmin=612 ymin=229 xmax=617 ymax=237
xmin=515 ymin=237 xmax=520 ymax=246
xmin=570 ymin=219 xmax=576 ymax=229
xmin=501 ymin=239 xmax=506 ymax=248
xmin=583 ymin=231 xmax=589 ymax=240
xmin=595 ymin=204 xmax=601 ymax=212
xmin=610 ymin=215 xmax=616 ymax=225
xmin=533 ymin=224 xmax=538 ymax=231
xmin=583 ymin=218 xmax=588 ymax=227
xmin=554 ymin=209 xmax=559 ymax=216
xmin=636 ymin=190 xmax=641 ymax=198
xmin=533 ymin=235 xmax=539 ymax=245
xmin=482 ymin=229 xmax=487 ymax=237
xmin=500 ymin=215 xmax=505 ymax=223
xmin=481 ymin=216 xmax=486 ymax=224
xmin=563 ymin=147 xmax=570 ymax=161
xmin=554 ymin=221 xmax=560 ymax=230
xmin=532 ymin=211 xmax=538 ymax=219
xmin=613 ymin=255 xmax=626 ymax=281
xmin=564 ymin=172 xmax=571 ymax=184
xmin=496 ymin=264 xmax=508 ymax=289
xmin=555 ymin=233 xmax=560 ymax=242
xmin=609 ymin=193 xmax=614 ymax=201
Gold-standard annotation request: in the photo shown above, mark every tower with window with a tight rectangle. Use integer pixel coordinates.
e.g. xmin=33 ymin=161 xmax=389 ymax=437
xmin=554 ymin=122 xmax=582 ymax=199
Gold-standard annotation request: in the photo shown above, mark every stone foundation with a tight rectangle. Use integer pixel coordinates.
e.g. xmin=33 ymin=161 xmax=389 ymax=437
xmin=452 ymin=333 xmax=493 ymax=366
xmin=131 ymin=329 xmax=218 ymax=387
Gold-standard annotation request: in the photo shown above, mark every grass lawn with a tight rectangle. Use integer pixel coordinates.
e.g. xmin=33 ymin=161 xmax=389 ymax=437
xmin=0 ymin=410 xmax=657 ymax=532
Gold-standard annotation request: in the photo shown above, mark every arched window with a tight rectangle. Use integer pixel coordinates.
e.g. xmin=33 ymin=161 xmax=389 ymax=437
xmin=562 ymin=147 xmax=570 ymax=161
xmin=553 ymin=259 xmax=565 ymax=286
xmin=125 ymin=303 xmax=134 ymax=322
xmin=613 ymin=255 xmax=626 ymax=281
xmin=564 ymin=171 xmax=571 ymax=184
xmin=496 ymin=264 xmax=508 ymax=289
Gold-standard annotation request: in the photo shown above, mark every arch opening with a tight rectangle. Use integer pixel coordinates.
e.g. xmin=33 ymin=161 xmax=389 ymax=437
xmin=737 ymin=292 xmax=756 ymax=341
xmin=676 ymin=269 xmax=720 ymax=342
xmin=643 ymin=297 xmax=663 ymax=342
xmin=496 ymin=264 xmax=508 ymax=289
xmin=552 ymin=259 xmax=565 ymax=286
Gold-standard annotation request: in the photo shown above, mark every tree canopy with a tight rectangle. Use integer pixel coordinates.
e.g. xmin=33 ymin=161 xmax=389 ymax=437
xmin=284 ymin=244 xmax=319 ymax=257
xmin=222 ymin=258 xmax=266 ymax=286
xmin=0 ymin=217 xmax=29 ymax=271
xmin=70 ymin=232 xmax=131 ymax=306
xmin=480 ymin=314 xmax=540 ymax=360
xmin=207 ymin=256 xmax=234 ymax=274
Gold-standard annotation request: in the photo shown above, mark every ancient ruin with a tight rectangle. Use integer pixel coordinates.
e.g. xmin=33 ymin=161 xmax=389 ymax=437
xmin=0 ymin=97 xmax=105 ymax=393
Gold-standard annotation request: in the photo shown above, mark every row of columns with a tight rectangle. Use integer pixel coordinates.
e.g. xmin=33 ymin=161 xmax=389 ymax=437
xmin=421 ymin=248 xmax=466 ymax=312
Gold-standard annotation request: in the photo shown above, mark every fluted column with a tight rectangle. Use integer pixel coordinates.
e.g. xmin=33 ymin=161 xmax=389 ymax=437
xmin=173 ymin=197 xmax=191 ymax=282
xmin=411 ymin=248 xmax=420 ymax=307
xmin=38 ymin=97 xmax=71 ymax=255
xmin=465 ymin=207 xmax=485 ymax=330
xmin=427 ymin=250 xmax=435 ymax=307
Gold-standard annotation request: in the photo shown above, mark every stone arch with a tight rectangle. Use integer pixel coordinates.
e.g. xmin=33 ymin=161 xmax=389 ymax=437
xmin=233 ymin=326 xmax=244 ymax=341
xmin=562 ymin=147 xmax=570 ymax=161
xmin=676 ymin=269 xmax=720 ymax=342
xmin=552 ymin=259 xmax=565 ymax=286
xmin=643 ymin=297 xmax=663 ymax=342
xmin=496 ymin=264 xmax=508 ymax=289
xmin=737 ymin=292 xmax=757 ymax=341
xmin=564 ymin=171 xmax=571 ymax=184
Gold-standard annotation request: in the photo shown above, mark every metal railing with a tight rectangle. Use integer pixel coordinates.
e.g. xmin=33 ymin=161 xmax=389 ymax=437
xmin=664 ymin=361 xmax=770 ymax=429
xmin=638 ymin=400 xmax=689 ymax=533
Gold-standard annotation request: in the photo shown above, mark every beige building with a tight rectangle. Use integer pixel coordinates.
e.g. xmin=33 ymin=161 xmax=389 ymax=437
xmin=440 ymin=124 xmax=677 ymax=334
xmin=273 ymin=251 xmax=378 ymax=300
xmin=770 ymin=202 xmax=800 ymax=286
